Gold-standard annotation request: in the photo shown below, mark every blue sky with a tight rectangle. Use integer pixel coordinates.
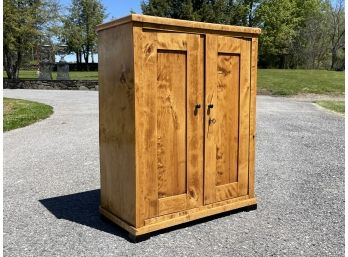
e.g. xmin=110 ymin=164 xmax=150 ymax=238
xmin=59 ymin=0 xmax=143 ymax=22
xmin=103 ymin=0 xmax=143 ymax=21
xmin=59 ymin=0 xmax=340 ymax=21
xmin=59 ymin=0 xmax=143 ymax=62
xmin=59 ymin=0 xmax=340 ymax=62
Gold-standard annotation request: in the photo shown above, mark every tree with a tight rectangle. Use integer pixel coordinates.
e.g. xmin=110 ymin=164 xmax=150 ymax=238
xmin=141 ymin=0 xmax=172 ymax=17
xmin=328 ymin=0 xmax=345 ymax=70
xmin=141 ymin=0 xmax=344 ymax=70
xmin=60 ymin=9 xmax=84 ymax=64
xmin=288 ymin=0 xmax=331 ymax=69
xmin=225 ymin=0 xmax=261 ymax=26
xmin=286 ymin=0 xmax=344 ymax=70
xmin=3 ymin=0 xmax=59 ymax=79
xmin=256 ymin=0 xmax=301 ymax=68
xmin=141 ymin=0 xmax=259 ymax=26
xmin=61 ymin=0 xmax=106 ymax=70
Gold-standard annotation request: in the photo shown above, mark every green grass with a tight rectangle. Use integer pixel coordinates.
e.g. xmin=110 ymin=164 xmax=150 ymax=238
xmin=258 ymin=69 xmax=344 ymax=96
xmin=3 ymin=69 xmax=345 ymax=96
xmin=316 ymin=100 xmax=345 ymax=113
xmin=3 ymin=98 xmax=54 ymax=131
xmin=3 ymin=70 xmax=98 ymax=80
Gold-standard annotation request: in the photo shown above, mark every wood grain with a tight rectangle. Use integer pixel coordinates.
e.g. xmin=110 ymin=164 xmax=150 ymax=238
xmin=157 ymin=33 xmax=187 ymax=50
xmin=205 ymin=35 xmax=248 ymax=204
xmin=96 ymin=14 xmax=261 ymax=35
xmin=138 ymin=31 xmax=159 ymax=220
xmin=237 ymin=38 xmax=251 ymax=197
xmin=216 ymin=53 xmax=239 ymax=186
xmin=142 ymin=25 xmax=258 ymax=39
xmin=100 ymin=197 xmax=256 ymax=236
xmin=144 ymin=195 xmax=250 ymax=226
xmin=137 ymin=31 xmax=204 ymax=224
xmin=215 ymin=182 xmax=238 ymax=202
xmin=157 ymin=50 xmax=187 ymax=198
xmin=218 ymin=36 xmax=241 ymax=54
xmin=158 ymin=194 xmax=187 ymax=215
xmin=186 ymin=33 xmax=204 ymax=209
xmin=139 ymin=197 xmax=256 ymax=235
xmin=133 ymin=25 xmax=144 ymax=228
xmin=98 ymin=23 xmax=136 ymax=226
xmin=248 ymin=37 xmax=258 ymax=198
xmin=101 ymin=196 xmax=256 ymax=236
xmin=99 ymin=17 xmax=259 ymax=235
xmin=204 ymin=34 xmax=217 ymax=205
xmin=230 ymin=55 xmax=240 ymax=183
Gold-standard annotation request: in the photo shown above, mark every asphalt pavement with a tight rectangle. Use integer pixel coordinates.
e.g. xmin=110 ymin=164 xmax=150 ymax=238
xmin=3 ymin=89 xmax=344 ymax=257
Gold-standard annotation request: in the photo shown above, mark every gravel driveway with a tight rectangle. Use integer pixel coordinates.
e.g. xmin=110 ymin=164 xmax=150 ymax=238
xmin=4 ymin=89 xmax=344 ymax=257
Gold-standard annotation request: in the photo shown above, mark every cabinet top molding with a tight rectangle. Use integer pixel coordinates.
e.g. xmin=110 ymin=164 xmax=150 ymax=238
xmin=96 ymin=14 xmax=261 ymax=35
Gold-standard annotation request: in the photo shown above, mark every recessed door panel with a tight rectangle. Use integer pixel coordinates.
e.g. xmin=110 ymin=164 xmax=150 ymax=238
xmin=142 ymin=31 xmax=203 ymax=218
xmin=205 ymin=35 xmax=251 ymax=204
xmin=216 ymin=53 xmax=240 ymax=186
xmin=157 ymin=50 xmax=187 ymax=198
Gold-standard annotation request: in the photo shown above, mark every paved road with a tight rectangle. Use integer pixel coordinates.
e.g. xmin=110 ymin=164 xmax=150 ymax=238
xmin=4 ymin=89 xmax=344 ymax=257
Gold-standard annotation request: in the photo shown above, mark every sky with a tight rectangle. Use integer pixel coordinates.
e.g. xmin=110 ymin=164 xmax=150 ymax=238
xmin=59 ymin=0 xmax=143 ymax=62
xmin=59 ymin=0 xmax=143 ymax=22
xmin=59 ymin=0 xmax=340 ymax=62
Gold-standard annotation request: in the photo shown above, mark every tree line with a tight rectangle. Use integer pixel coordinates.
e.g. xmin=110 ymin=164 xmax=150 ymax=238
xmin=4 ymin=0 xmax=105 ymax=79
xmin=142 ymin=0 xmax=345 ymax=70
xmin=3 ymin=0 xmax=344 ymax=79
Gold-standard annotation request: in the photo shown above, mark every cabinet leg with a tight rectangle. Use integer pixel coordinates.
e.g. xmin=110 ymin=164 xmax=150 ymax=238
xmin=100 ymin=213 xmax=109 ymax=222
xmin=243 ymin=204 xmax=257 ymax=212
xmin=128 ymin=233 xmax=150 ymax=243
xmin=128 ymin=233 xmax=137 ymax=243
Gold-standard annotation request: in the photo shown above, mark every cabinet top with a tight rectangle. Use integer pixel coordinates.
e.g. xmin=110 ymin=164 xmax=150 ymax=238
xmin=96 ymin=14 xmax=261 ymax=35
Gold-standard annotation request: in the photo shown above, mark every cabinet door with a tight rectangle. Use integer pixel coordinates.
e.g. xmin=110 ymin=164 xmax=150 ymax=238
xmin=204 ymin=35 xmax=251 ymax=204
xmin=140 ymin=31 xmax=204 ymax=218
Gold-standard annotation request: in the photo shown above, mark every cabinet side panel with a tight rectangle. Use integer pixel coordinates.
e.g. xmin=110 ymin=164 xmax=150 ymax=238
xmin=98 ymin=23 xmax=136 ymax=226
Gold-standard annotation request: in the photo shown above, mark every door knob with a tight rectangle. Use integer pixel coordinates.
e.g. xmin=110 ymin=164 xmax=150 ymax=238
xmin=194 ymin=104 xmax=201 ymax=115
xmin=207 ymin=104 xmax=214 ymax=115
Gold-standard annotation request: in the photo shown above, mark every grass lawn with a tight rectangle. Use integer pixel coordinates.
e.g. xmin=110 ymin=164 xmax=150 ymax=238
xmin=258 ymin=69 xmax=344 ymax=96
xmin=3 ymin=70 xmax=98 ymax=80
xmin=316 ymin=100 xmax=345 ymax=114
xmin=3 ymin=69 xmax=344 ymax=96
xmin=3 ymin=98 xmax=53 ymax=131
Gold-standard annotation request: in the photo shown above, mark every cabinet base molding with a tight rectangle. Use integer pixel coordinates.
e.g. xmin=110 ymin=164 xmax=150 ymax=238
xmin=100 ymin=197 xmax=257 ymax=237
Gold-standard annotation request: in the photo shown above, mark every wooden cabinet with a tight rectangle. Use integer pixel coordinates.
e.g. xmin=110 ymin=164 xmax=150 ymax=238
xmin=97 ymin=14 xmax=260 ymax=238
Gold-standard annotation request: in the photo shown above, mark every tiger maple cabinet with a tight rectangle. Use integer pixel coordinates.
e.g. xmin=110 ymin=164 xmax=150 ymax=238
xmin=97 ymin=14 xmax=261 ymax=237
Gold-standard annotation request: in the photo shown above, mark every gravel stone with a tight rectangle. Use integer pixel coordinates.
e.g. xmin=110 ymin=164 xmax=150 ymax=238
xmin=4 ymin=90 xmax=344 ymax=257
